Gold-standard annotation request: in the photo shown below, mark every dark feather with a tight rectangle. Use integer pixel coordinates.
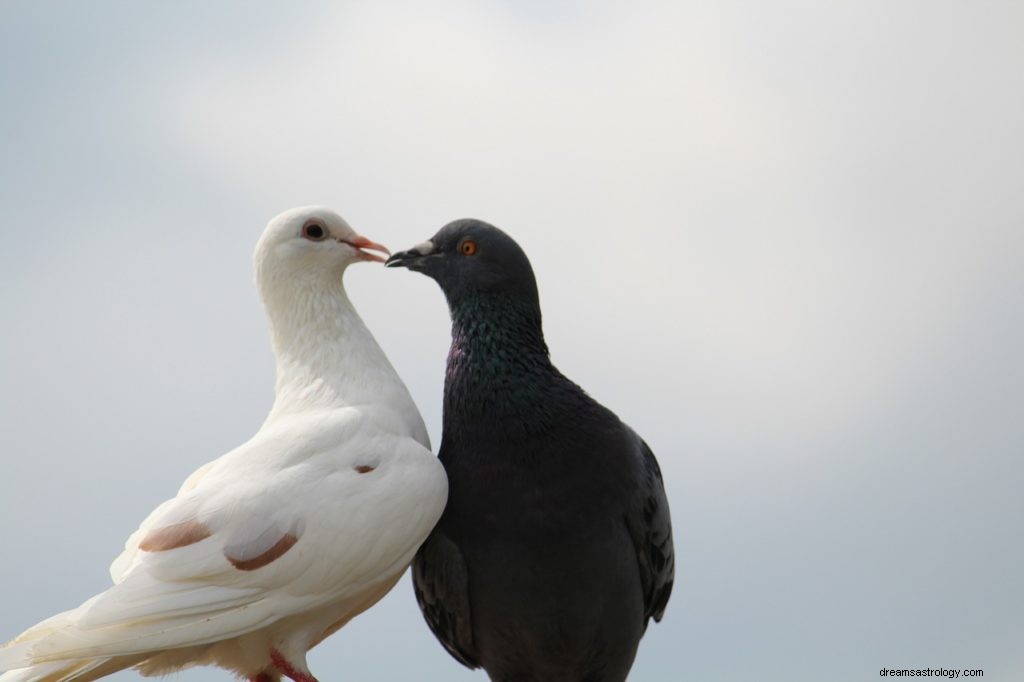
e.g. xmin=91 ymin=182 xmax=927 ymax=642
xmin=412 ymin=531 xmax=478 ymax=669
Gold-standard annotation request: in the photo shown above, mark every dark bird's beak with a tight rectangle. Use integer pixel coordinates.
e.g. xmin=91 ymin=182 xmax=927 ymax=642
xmin=385 ymin=240 xmax=437 ymax=271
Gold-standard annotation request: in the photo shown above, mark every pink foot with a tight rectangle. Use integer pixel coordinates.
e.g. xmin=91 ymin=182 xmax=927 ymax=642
xmin=249 ymin=674 xmax=276 ymax=682
xmin=270 ymin=649 xmax=318 ymax=682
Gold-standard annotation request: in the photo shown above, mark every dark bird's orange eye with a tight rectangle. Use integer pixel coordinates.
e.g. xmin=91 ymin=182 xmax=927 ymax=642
xmin=302 ymin=221 xmax=327 ymax=241
xmin=460 ymin=239 xmax=478 ymax=256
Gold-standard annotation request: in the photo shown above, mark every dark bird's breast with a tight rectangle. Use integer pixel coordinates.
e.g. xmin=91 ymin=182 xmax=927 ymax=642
xmin=422 ymin=421 xmax=654 ymax=682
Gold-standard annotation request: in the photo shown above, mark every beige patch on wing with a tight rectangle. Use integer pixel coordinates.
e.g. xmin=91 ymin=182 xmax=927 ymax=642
xmin=139 ymin=520 xmax=212 ymax=552
xmin=226 ymin=533 xmax=299 ymax=571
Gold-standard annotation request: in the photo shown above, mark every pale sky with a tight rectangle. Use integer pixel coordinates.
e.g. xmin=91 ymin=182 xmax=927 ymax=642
xmin=1 ymin=2 xmax=1022 ymax=680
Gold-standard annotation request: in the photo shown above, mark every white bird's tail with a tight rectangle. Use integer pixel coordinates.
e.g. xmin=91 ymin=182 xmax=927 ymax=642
xmin=0 ymin=655 xmax=145 ymax=682
xmin=0 ymin=605 xmax=144 ymax=682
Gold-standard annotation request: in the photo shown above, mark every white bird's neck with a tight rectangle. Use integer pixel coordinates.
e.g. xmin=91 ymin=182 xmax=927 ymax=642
xmin=259 ymin=273 xmax=402 ymax=423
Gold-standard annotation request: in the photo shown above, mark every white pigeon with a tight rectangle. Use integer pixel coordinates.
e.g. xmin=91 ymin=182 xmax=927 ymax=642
xmin=0 ymin=206 xmax=448 ymax=682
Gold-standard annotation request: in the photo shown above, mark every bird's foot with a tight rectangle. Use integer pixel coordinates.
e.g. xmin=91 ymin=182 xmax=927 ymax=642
xmin=270 ymin=649 xmax=319 ymax=682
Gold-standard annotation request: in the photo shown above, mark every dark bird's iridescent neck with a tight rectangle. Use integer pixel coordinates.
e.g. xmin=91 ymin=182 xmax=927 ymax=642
xmin=442 ymin=293 xmax=589 ymax=439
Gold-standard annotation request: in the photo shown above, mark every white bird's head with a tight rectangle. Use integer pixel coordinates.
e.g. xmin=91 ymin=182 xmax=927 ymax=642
xmin=255 ymin=207 xmax=391 ymax=288
xmin=252 ymin=207 xmax=399 ymax=411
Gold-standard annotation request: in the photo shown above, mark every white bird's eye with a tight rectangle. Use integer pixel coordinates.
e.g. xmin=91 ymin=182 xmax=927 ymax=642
xmin=302 ymin=221 xmax=327 ymax=241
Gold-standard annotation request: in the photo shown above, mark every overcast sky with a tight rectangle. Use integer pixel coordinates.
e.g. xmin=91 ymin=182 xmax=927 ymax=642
xmin=1 ymin=2 xmax=1022 ymax=680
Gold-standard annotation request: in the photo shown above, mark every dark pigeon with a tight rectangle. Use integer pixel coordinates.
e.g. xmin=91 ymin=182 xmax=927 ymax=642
xmin=386 ymin=220 xmax=674 ymax=682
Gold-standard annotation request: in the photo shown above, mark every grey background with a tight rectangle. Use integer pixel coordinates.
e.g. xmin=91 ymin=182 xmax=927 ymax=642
xmin=1 ymin=1 xmax=1022 ymax=680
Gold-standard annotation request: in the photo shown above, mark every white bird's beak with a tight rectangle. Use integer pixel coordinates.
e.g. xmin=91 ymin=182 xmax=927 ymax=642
xmin=339 ymin=235 xmax=392 ymax=263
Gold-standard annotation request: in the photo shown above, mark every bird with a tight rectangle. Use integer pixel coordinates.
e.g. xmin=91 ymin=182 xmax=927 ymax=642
xmin=0 ymin=206 xmax=448 ymax=682
xmin=385 ymin=219 xmax=674 ymax=682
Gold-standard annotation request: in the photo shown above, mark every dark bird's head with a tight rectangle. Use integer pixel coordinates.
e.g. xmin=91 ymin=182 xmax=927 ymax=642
xmin=386 ymin=219 xmax=540 ymax=308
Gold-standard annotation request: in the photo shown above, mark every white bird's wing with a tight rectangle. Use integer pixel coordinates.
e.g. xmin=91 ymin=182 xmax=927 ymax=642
xmin=1 ymin=406 xmax=446 ymax=668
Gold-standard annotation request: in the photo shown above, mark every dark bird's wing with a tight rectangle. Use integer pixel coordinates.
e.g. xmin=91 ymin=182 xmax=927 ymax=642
xmin=412 ymin=529 xmax=479 ymax=669
xmin=625 ymin=435 xmax=675 ymax=627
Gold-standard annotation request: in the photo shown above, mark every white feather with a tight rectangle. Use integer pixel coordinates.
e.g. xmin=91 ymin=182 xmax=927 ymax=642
xmin=0 ymin=207 xmax=447 ymax=681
